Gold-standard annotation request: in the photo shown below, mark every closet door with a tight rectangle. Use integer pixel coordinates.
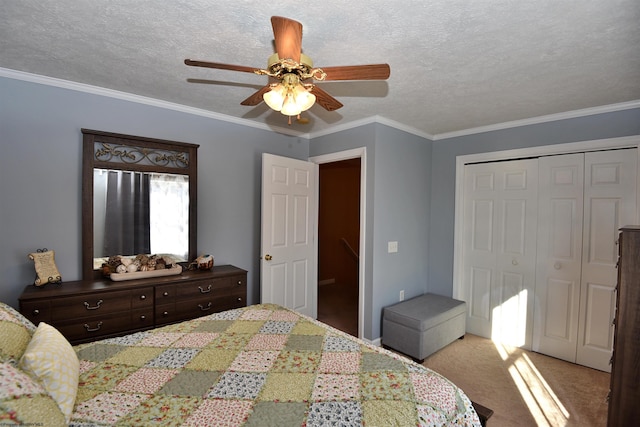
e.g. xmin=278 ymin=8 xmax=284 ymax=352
xmin=462 ymin=159 xmax=538 ymax=348
xmin=534 ymin=149 xmax=637 ymax=371
xmin=576 ymin=149 xmax=637 ymax=371
xmin=533 ymin=153 xmax=584 ymax=362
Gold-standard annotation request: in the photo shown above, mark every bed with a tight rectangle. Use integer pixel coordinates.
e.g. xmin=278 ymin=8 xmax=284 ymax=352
xmin=1 ymin=301 xmax=481 ymax=426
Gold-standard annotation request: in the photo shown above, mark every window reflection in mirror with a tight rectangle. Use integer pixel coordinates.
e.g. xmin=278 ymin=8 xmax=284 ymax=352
xmin=93 ymin=168 xmax=189 ymax=266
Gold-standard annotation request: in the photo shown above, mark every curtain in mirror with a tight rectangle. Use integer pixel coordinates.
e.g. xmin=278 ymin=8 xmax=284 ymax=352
xmin=104 ymin=170 xmax=151 ymax=256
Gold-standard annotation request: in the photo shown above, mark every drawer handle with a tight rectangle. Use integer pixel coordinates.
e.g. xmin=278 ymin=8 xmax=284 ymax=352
xmin=236 ymin=280 xmax=242 ymax=286
xmin=237 ymin=297 xmax=242 ymax=302
xmin=140 ymin=295 xmax=146 ymax=300
xmin=163 ymin=311 xmax=169 ymax=316
xmin=84 ymin=321 xmax=103 ymax=332
xmin=84 ymin=300 xmax=103 ymax=310
xmin=163 ymin=291 xmax=169 ymax=297
xmin=198 ymin=302 xmax=212 ymax=311
xmin=199 ymin=285 xmax=212 ymax=294
xmin=32 ymin=309 xmax=40 ymax=316
xmin=140 ymin=315 xmax=146 ymax=320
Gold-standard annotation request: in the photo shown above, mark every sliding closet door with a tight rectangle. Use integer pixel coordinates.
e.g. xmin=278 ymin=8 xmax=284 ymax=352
xmin=533 ymin=153 xmax=584 ymax=362
xmin=462 ymin=159 xmax=538 ymax=348
xmin=576 ymin=149 xmax=637 ymax=371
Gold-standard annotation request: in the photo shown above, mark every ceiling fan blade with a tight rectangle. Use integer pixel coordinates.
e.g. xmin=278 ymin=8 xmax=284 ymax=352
xmin=271 ymin=16 xmax=302 ymax=62
xmin=321 ymin=64 xmax=391 ymax=81
xmin=240 ymin=85 xmax=271 ymax=106
xmin=184 ymin=59 xmax=258 ymax=74
xmin=311 ymin=86 xmax=343 ymax=111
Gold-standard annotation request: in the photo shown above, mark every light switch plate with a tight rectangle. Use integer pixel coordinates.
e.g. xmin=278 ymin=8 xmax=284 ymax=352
xmin=388 ymin=241 xmax=398 ymax=253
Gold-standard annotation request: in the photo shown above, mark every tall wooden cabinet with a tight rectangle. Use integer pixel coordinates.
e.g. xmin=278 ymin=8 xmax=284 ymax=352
xmin=608 ymin=226 xmax=640 ymax=426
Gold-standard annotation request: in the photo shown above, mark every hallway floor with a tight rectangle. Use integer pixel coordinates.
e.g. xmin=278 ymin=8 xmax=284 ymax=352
xmin=317 ymin=281 xmax=358 ymax=337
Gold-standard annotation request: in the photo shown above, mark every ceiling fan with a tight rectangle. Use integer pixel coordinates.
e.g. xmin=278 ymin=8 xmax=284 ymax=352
xmin=185 ymin=16 xmax=390 ymax=124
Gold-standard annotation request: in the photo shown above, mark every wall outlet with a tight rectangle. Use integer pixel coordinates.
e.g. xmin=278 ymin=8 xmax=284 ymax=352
xmin=399 ymin=290 xmax=405 ymax=301
xmin=388 ymin=241 xmax=398 ymax=253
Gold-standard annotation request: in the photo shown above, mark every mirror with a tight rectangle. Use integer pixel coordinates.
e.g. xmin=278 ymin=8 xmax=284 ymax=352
xmin=82 ymin=129 xmax=199 ymax=280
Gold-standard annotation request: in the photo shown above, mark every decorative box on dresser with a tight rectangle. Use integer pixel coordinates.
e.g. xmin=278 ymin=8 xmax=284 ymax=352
xmin=608 ymin=226 xmax=640 ymax=426
xmin=19 ymin=265 xmax=247 ymax=344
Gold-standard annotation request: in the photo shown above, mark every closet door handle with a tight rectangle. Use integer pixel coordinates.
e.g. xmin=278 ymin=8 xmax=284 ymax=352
xmin=512 ymin=259 xmax=518 ymax=266
xmin=554 ymin=262 xmax=562 ymax=270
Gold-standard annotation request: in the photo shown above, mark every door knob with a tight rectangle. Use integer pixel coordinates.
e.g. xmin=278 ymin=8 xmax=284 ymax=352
xmin=512 ymin=259 xmax=518 ymax=266
xmin=264 ymin=254 xmax=273 ymax=261
xmin=554 ymin=262 xmax=562 ymax=270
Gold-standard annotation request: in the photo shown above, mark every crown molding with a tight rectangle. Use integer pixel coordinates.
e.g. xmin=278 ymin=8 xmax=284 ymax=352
xmin=0 ymin=67 xmax=305 ymax=137
xmin=307 ymin=115 xmax=434 ymax=140
xmin=433 ymin=100 xmax=640 ymax=140
xmin=3 ymin=67 xmax=638 ymax=143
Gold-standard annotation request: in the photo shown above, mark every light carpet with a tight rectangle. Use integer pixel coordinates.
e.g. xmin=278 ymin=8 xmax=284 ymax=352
xmin=422 ymin=334 xmax=610 ymax=427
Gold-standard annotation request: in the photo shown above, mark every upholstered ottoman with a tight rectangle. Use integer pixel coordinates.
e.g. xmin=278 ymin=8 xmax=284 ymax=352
xmin=382 ymin=293 xmax=466 ymax=362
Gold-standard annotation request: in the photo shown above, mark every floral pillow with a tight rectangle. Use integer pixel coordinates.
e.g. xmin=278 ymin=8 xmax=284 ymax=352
xmin=0 ymin=301 xmax=36 ymax=364
xmin=0 ymin=361 xmax=66 ymax=426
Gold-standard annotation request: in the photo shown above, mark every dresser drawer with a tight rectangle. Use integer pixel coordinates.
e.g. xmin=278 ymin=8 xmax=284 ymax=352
xmin=51 ymin=290 xmax=131 ymax=320
xmin=175 ymin=295 xmax=225 ymax=315
xmin=217 ymin=295 xmax=246 ymax=311
xmin=131 ymin=287 xmax=154 ymax=309
xmin=156 ymin=302 xmax=180 ymax=325
xmin=229 ymin=275 xmax=246 ymax=294
xmin=176 ymin=277 xmax=232 ymax=298
xmin=20 ymin=300 xmax=51 ymax=325
xmin=56 ymin=307 xmax=154 ymax=342
xmin=156 ymin=284 xmax=177 ymax=302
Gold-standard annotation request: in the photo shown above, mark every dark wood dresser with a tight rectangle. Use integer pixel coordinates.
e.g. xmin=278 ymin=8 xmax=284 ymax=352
xmin=19 ymin=265 xmax=247 ymax=344
xmin=608 ymin=226 xmax=640 ymax=426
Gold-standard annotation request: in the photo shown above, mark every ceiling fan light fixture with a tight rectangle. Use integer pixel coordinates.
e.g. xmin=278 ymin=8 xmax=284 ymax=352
xmin=263 ymin=73 xmax=316 ymax=118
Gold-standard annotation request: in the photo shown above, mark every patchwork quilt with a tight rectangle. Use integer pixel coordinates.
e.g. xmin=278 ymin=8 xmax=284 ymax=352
xmin=70 ymin=304 xmax=481 ymax=426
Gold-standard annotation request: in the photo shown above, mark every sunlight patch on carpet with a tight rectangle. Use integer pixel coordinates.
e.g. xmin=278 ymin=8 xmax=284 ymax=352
xmin=494 ymin=341 xmax=570 ymax=426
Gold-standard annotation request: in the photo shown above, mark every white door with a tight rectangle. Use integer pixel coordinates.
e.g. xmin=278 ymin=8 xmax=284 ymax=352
xmin=576 ymin=149 xmax=637 ymax=371
xmin=534 ymin=153 xmax=585 ymax=362
xmin=261 ymin=153 xmax=318 ymax=317
xmin=533 ymin=149 xmax=636 ymax=371
xmin=462 ymin=159 xmax=538 ymax=348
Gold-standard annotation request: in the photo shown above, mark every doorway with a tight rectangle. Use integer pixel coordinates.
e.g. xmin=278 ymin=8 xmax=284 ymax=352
xmin=310 ymin=148 xmax=366 ymax=338
xmin=317 ymin=158 xmax=360 ymax=336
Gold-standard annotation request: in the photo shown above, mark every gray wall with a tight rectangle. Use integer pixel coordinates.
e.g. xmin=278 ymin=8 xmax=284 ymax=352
xmin=0 ymin=76 xmax=309 ymax=309
xmin=310 ymin=123 xmax=431 ymax=339
xmin=428 ymin=109 xmax=640 ymax=297
xmin=2 ymin=74 xmax=639 ymax=342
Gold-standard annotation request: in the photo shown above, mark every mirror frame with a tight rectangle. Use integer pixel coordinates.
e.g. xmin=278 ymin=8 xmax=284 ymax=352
xmin=82 ymin=129 xmax=199 ymax=280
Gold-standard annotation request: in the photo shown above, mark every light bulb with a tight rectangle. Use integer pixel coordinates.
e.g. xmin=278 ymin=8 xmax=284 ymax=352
xmin=293 ymin=84 xmax=316 ymax=111
xmin=263 ymin=84 xmax=286 ymax=111
xmin=280 ymin=92 xmax=302 ymax=116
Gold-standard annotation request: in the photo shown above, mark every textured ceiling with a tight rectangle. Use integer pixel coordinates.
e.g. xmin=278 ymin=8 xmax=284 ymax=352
xmin=2 ymin=0 xmax=639 ymax=138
